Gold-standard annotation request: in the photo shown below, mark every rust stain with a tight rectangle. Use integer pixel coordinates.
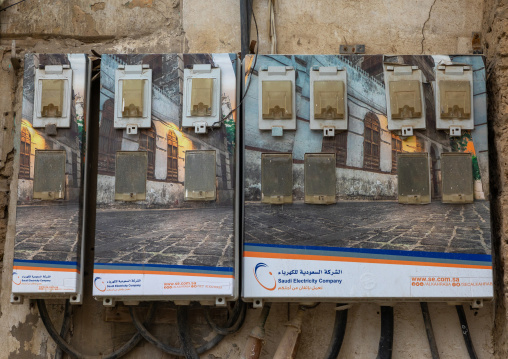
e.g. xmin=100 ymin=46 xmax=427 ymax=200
xmin=123 ymin=0 xmax=153 ymax=9
xmin=91 ymin=2 xmax=106 ymax=12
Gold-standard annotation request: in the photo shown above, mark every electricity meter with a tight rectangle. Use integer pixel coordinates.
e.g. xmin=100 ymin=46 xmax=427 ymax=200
xmin=258 ymin=66 xmax=296 ymax=136
xmin=12 ymin=53 xmax=90 ymax=304
xmin=33 ymin=65 xmax=73 ymax=128
xmin=114 ymin=64 xmax=152 ymax=134
xmin=435 ymin=64 xmax=474 ymax=137
xmin=182 ymin=64 xmax=221 ymax=134
xmin=384 ymin=64 xmax=426 ymax=136
xmin=310 ymin=66 xmax=347 ymax=136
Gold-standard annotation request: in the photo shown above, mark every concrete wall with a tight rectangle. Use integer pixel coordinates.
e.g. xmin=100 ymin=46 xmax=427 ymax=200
xmin=1 ymin=0 xmax=505 ymax=358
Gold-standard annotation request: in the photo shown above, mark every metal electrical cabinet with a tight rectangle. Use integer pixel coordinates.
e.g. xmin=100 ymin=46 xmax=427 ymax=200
xmin=242 ymin=55 xmax=492 ymax=304
xmin=93 ymin=54 xmax=239 ymax=305
xmin=12 ymin=54 xmax=91 ymax=304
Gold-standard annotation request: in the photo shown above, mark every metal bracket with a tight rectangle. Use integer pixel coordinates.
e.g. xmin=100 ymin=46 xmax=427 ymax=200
xmin=126 ymin=124 xmax=138 ymax=135
xmin=253 ymin=299 xmax=263 ymax=308
xmin=194 ymin=122 xmax=207 ymax=134
xmin=69 ymin=293 xmax=82 ymax=305
xmin=401 ymin=126 xmax=413 ymax=137
xmin=339 ymin=44 xmax=365 ymax=54
xmin=471 ymin=299 xmax=483 ymax=309
xmin=450 ymin=126 xmax=462 ymax=137
xmin=103 ymin=298 xmax=115 ymax=307
xmin=10 ymin=293 xmax=23 ymax=304
xmin=323 ymin=127 xmax=335 ymax=137
xmin=215 ymin=297 xmax=227 ymax=307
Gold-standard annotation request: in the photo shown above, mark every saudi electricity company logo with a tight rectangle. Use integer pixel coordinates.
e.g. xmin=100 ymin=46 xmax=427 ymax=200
xmin=12 ymin=272 xmax=21 ymax=285
xmin=94 ymin=277 xmax=107 ymax=292
xmin=254 ymin=263 xmax=276 ymax=291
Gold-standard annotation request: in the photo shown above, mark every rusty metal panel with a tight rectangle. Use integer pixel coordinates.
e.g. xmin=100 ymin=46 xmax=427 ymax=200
xmin=114 ymin=151 xmax=147 ymax=201
xmin=33 ymin=150 xmax=66 ymax=200
xmin=397 ymin=153 xmax=431 ymax=204
xmin=441 ymin=153 xmax=474 ymax=203
xmin=184 ymin=150 xmax=216 ymax=201
xmin=261 ymin=153 xmax=293 ymax=204
xmin=304 ymin=153 xmax=336 ymax=204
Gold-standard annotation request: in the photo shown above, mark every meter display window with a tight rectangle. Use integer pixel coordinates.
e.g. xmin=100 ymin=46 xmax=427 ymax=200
xmin=33 ymin=150 xmax=66 ymax=200
xmin=40 ymin=79 xmax=65 ymax=118
xmin=190 ymin=78 xmax=214 ymax=116
xmin=389 ymin=80 xmax=422 ymax=119
xmin=261 ymin=153 xmax=293 ymax=204
xmin=185 ymin=150 xmax=216 ymax=201
xmin=305 ymin=153 xmax=336 ymax=204
xmin=313 ymin=81 xmax=345 ymax=120
xmin=121 ymin=80 xmax=146 ymax=118
xmin=262 ymin=81 xmax=293 ymax=119
xmin=115 ymin=151 xmax=147 ymax=201
xmin=439 ymin=81 xmax=471 ymax=119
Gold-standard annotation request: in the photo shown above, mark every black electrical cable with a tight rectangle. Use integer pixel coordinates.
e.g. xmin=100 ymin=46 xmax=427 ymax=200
xmin=129 ymin=300 xmax=245 ymax=356
xmin=204 ymin=299 xmax=246 ymax=335
xmin=177 ymin=306 xmax=200 ymax=359
xmin=55 ymin=300 xmax=73 ymax=359
xmin=455 ymin=305 xmax=478 ymax=359
xmin=37 ymin=300 xmax=156 ymax=359
xmin=0 ymin=0 xmax=28 ymax=12
xmin=323 ymin=305 xmax=348 ymax=359
xmin=212 ymin=0 xmax=259 ymax=127
xmin=420 ymin=302 xmax=440 ymax=359
xmin=376 ymin=306 xmax=394 ymax=359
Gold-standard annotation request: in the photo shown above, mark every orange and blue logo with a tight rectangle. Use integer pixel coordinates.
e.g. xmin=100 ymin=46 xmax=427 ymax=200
xmin=12 ymin=272 xmax=21 ymax=285
xmin=253 ymin=263 xmax=276 ymax=291
xmin=94 ymin=277 xmax=107 ymax=292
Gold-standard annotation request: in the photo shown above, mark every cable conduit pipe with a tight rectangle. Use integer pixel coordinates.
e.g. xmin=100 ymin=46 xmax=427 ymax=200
xmin=177 ymin=305 xmax=200 ymax=359
xmin=323 ymin=304 xmax=349 ymax=359
xmin=205 ymin=300 xmax=247 ymax=335
xmin=376 ymin=306 xmax=394 ymax=359
xmin=420 ymin=302 xmax=440 ymax=359
xmin=37 ymin=299 xmax=156 ymax=359
xmin=55 ymin=300 xmax=73 ymax=359
xmin=455 ymin=305 xmax=478 ymax=359
xmin=129 ymin=300 xmax=245 ymax=356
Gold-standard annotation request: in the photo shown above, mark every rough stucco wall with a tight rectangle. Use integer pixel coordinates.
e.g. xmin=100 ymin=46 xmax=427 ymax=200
xmin=483 ymin=0 xmax=508 ymax=357
xmin=0 ymin=0 xmax=503 ymax=358
xmin=184 ymin=0 xmax=483 ymax=54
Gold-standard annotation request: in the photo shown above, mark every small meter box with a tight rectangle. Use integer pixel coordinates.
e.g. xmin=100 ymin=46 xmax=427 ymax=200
xmin=310 ymin=67 xmax=348 ymax=136
xmin=384 ymin=63 xmax=426 ymax=136
xmin=242 ymin=54 xmax=492 ymax=304
xmin=114 ymin=64 xmax=152 ymax=133
xmin=12 ymin=54 xmax=91 ymax=304
xmin=441 ymin=153 xmax=474 ymax=203
xmin=435 ymin=64 xmax=474 ymax=137
xmin=258 ymin=66 xmax=296 ymax=136
xmin=182 ymin=64 xmax=221 ymax=133
xmin=93 ymin=54 xmax=239 ymax=304
xmin=33 ymin=64 xmax=73 ymax=129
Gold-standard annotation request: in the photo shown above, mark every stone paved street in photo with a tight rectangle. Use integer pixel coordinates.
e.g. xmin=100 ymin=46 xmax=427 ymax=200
xmin=95 ymin=207 xmax=235 ymax=268
xmin=244 ymin=201 xmax=491 ymax=255
xmin=14 ymin=204 xmax=81 ymax=262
